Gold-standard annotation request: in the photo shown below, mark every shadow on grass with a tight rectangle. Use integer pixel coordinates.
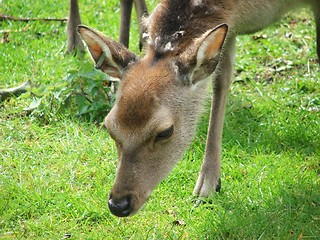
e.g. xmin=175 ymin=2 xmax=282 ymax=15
xmin=197 ymin=87 xmax=320 ymax=158
xmin=198 ymin=180 xmax=319 ymax=239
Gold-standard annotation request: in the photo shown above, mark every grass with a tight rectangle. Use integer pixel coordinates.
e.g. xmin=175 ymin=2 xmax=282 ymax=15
xmin=1 ymin=0 xmax=319 ymax=239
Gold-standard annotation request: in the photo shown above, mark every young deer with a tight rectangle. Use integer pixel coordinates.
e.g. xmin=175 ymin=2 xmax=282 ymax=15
xmin=78 ymin=0 xmax=319 ymax=217
xmin=66 ymin=0 xmax=148 ymax=54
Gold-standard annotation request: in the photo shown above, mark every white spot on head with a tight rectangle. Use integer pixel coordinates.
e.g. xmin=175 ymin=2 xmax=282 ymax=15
xmin=192 ymin=0 xmax=203 ymax=7
xmin=172 ymin=31 xmax=185 ymax=40
xmin=155 ymin=36 xmax=161 ymax=46
xmin=142 ymin=32 xmax=149 ymax=39
xmin=164 ymin=42 xmax=174 ymax=52
xmin=143 ymin=32 xmax=152 ymax=46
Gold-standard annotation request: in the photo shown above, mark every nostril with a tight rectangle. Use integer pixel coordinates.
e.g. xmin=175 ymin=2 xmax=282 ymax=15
xmin=108 ymin=195 xmax=131 ymax=217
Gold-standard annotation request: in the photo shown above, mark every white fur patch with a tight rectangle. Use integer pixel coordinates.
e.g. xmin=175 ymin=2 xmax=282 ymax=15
xmin=94 ymin=36 xmax=117 ymax=68
xmin=79 ymin=28 xmax=118 ymax=69
xmin=155 ymin=36 xmax=161 ymax=46
xmin=142 ymin=32 xmax=149 ymax=40
xmin=164 ymin=42 xmax=174 ymax=51
xmin=192 ymin=0 xmax=203 ymax=7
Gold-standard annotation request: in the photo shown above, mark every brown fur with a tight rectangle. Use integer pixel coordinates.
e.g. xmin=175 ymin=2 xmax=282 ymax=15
xmin=116 ymin=58 xmax=175 ymax=129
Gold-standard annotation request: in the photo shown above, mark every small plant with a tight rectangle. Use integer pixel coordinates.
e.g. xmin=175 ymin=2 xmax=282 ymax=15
xmin=23 ymin=68 xmax=117 ymax=123
xmin=66 ymin=68 xmax=118 ymax=121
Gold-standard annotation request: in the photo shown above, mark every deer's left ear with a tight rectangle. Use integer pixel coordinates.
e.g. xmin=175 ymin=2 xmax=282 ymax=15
xmin=77 ymin=25 xmax=137 ymax=79
xmin=177 ymin=23 xmax=228 ymax=84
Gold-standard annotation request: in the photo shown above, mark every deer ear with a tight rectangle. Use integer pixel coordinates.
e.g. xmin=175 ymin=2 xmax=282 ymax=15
xmin=77 ymin=25 xmax=137 ymax=79
xmin=177 ymin=24 xmax=228 ymax=84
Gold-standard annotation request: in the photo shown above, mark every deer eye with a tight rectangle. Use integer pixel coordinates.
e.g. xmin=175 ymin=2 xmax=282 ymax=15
xmin=155 ymin=125 xmax=174 ymax=141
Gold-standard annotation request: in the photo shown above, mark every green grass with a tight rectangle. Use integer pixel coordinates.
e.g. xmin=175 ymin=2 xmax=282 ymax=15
xmin=1 ymin=0 xmax=319 ymax=239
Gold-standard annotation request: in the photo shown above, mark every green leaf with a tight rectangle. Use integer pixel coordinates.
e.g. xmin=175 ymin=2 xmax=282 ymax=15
xmin=25 ymin=97 xmax=42 ymax=110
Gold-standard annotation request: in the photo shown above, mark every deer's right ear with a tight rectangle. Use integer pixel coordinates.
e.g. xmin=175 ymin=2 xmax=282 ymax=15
xmin=77 ymin=25 xmax=137 ymax=79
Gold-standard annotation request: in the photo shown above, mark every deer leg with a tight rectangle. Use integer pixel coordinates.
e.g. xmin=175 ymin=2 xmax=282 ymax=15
xmin=134 ymin=0 xmax=148 ymax=51
xmin=119 ymin=0 xmax=134 ymax=48
xmin=66 ymin=0 xmax=84 ymax=55
xmin=193 ymin=36 xmax=236 ymax=197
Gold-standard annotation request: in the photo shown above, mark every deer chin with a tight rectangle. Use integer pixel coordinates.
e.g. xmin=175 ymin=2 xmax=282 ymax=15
xmin=128 ymin=197 xmax=148 ymax=217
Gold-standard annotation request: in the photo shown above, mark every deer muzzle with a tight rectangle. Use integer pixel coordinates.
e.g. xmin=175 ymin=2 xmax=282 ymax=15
xmin=108 ymin=194 xmax=132 ymax=217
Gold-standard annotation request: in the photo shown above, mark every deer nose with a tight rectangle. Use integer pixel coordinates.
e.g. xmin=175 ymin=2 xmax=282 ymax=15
xmin=108 ymin=195 xmax=131 ymax=217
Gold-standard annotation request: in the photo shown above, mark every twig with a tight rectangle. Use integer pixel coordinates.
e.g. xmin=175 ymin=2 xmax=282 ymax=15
xmin=0 ymin=14 xmax=67 ymax=22
xmin=0 ymin=80 xmax=31 ymax=102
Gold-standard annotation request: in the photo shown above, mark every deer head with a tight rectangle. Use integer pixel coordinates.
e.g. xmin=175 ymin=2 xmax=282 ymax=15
xmin=78 ymin=23 xmax=228 ymax=217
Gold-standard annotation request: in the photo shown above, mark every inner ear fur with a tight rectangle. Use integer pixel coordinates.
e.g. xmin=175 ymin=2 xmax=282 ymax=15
xmin=176 ymin=23 xmax=228 ymax=84
xmin=77 ymin=25 xmax=137 ymax=79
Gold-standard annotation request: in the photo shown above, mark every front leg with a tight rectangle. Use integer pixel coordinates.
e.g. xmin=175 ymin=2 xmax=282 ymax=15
xmin=193 ymin=36 xmax=235 ymax=197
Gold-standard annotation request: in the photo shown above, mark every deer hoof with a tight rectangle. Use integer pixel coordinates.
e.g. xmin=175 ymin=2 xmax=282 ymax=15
xmin=193 ymin=173 xmax=221 ymax=197
xmin=108 ymin=195 xmax=131 ymax=217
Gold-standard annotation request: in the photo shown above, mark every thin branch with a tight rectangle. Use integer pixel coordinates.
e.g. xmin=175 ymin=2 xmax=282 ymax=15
xmin=0 ymin=81 xmax=31 ymax=102
xmin=0 ymin=14 xmax=67 ymax=22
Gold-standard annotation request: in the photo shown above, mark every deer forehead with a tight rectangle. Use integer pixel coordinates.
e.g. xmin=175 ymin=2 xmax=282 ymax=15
xmin=112 ymin=59 xmax=178 ymax=131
